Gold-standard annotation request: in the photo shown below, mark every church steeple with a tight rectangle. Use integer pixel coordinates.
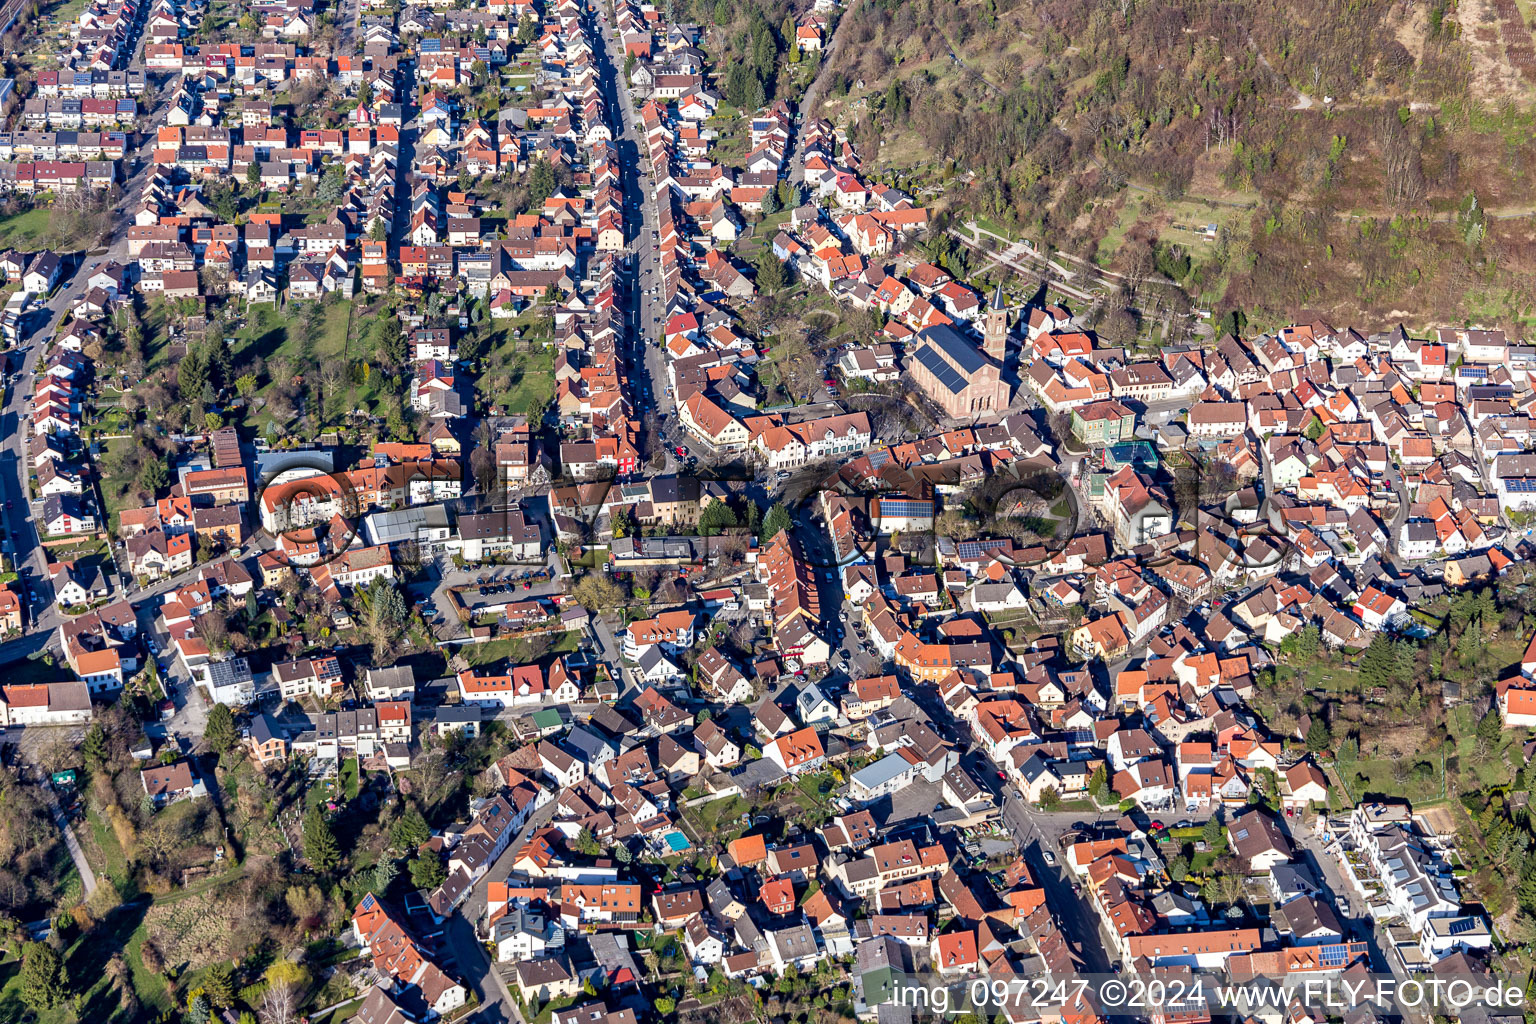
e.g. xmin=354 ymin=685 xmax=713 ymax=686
xmin=982 ymin=283 xmax=1010 ymax=363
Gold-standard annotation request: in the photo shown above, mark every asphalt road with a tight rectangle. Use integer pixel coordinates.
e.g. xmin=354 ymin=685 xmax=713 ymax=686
xmin=1000 ymin=798 xmax=1120 ymax=971
xmin=0 ymin=66 xmax=170 ymax=664
xmin=594 ymin=7 xmax=683 ymax=470
xmin=1291 ymin=820 xmax=1427 ymax=1024
xmin=46 ymin=790 xmax=97 ymax=898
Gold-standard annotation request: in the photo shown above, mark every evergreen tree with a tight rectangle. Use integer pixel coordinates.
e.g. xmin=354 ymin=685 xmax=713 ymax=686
xmin=1087 ymin=764 xmax=1107 ymax=800
xmin=202 ymin=963 xmax=235 ymax=1008
xmin=761 ymin=502 xmax=792 ymax=539
xmin=372 ymin=857 xmax=400 ymax=893
xmin=303 ymin=807 xmax=340 ymax=873
xmin=1201 ymin=814 xmax=1225 ymax=853
xmin=698 ymin=501 xmax=739 ymax=536
xmin=575 ymin=827 xmax=601 ymax=856
xmin=1305 ymin=716 xmax=1330 ymax=752
xmin=1356 ymin=633 xmax=1397 ymax=689
xmin=1477 ymin=706 xmax=1503 ymax=746
xmin=458 ymin=328 xmax=486 ymax=364
xmin=1519 ymin=864 xmax=1536 ymax=915
xmin=391 ymin=809 xmax=432 ymax=852
xmin=138 ymin=455 xmax=168 ymax=499
xmin=18 ymin=943 xmax=67 ymax=1012
xmin=82 ymin=723 xmax=108 ymax=771
xmin=409 ymin=854 xmax=446 ymax=889
xmin=529 ymin=159 xmax=557 ymax=205
xmin=374 ymin=315 xmax=407 ymax=368
xmin=1458 ymin=619 xmax=1485 ymax=667
xmin=178 ymin=344 xmax=209 ymax=404
xmin=317 ymin=164 xmax=346 ymax=204
xmin=205 ymin=704 xmax=238 ymax=756
xmin=755 ymin=251 xmax=787 ymax=293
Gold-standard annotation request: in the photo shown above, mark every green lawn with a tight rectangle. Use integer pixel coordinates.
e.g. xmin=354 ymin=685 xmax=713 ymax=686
xmin=0 ymin=899 xmax=170 ymax=1024
xmin=84 ymin=803 xmax=130 ymax=892
xmin=487 ymin=348 xmax=554 ymax=418
xmin=96 ymin=438 xmax=144 ymax=534
xmin=1446 ymin=703 xmax=1524 ymax=789
xmin=1337 ymin=757 xmax=1445 ymax=804
xmin=736 ymin=209 xmax=790 ymax=263
xmin=704 ymin=103 xmax=747 ymax=168
xmin=682 ymin=794 xmax=751 ymax=840
xmin=463 ymin=630 xmax=580 ymax=668
xmin=340 ymin=757 xmax=360 ymax=800
xmin=309 ymin=997 xmax=366 ymax=1024
xmin=0 ymin=208 xmax=53 ymax=250
xmin=232 ymin=298 xmax=353 ymax=369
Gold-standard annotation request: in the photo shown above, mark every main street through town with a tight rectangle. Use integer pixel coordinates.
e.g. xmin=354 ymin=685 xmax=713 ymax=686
xmin=0 ymin=64 xmax=179 ymax=666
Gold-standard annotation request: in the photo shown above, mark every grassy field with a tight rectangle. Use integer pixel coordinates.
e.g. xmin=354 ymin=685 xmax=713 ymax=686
xmin=0 ymin=208 xmax=54 ymax=250
xmin=1446 ymin=703 xmax=1525 ymax=790
xmin=231 ymin=299 xmax=353 ymax=370
xmin=83 ymin=803 xmax=130 ymax=892
xmin=704 ymin=103 xmax=747 ymax=168
xmin=462 ymin=630 xmax=580 ymax=668
xmin=96 ymin=438 xmax=144 ymax=534
xmin=682 ymin=793 xmax=751 ymax=841
xmin=222 ymin=299 xmax=359 ymax=432
xmin=735 ymin=209 xmax=790 ymax=264
xmin=485 ymin=347 xmax=554 ymax=418
xmin=0 ymin=899 xmax=172 ymax=1024
xmin=1336 ymin=756 xmax=1445 ymax=805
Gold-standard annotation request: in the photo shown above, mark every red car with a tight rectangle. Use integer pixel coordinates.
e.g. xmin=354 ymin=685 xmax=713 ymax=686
xmin=675 ymin=446 xmax=686 ymax=457
xmin=996 ymin=770 xmax=1007 ymax=781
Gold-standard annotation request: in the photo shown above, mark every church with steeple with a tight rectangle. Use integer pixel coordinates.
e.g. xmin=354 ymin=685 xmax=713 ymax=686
xmin=906 ymin=285 xmax=1013 ymax=421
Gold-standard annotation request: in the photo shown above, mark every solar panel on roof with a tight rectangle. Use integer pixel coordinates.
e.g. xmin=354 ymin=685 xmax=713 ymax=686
xmin=920 ymin=323 xmax=988 ymax=374
xmin=914 ymin=344 xmax=967 ymax=396
xmin=877 ymin=499 xmax=933 ymax=517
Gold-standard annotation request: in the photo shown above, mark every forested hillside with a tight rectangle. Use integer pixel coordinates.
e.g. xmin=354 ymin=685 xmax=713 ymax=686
xmin=815 ymin=0 xmax=1536 ymax=333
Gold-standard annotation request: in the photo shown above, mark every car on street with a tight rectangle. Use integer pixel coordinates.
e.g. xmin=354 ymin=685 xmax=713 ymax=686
xmin=1042 ymin=851 xmax=1057 ymax=866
